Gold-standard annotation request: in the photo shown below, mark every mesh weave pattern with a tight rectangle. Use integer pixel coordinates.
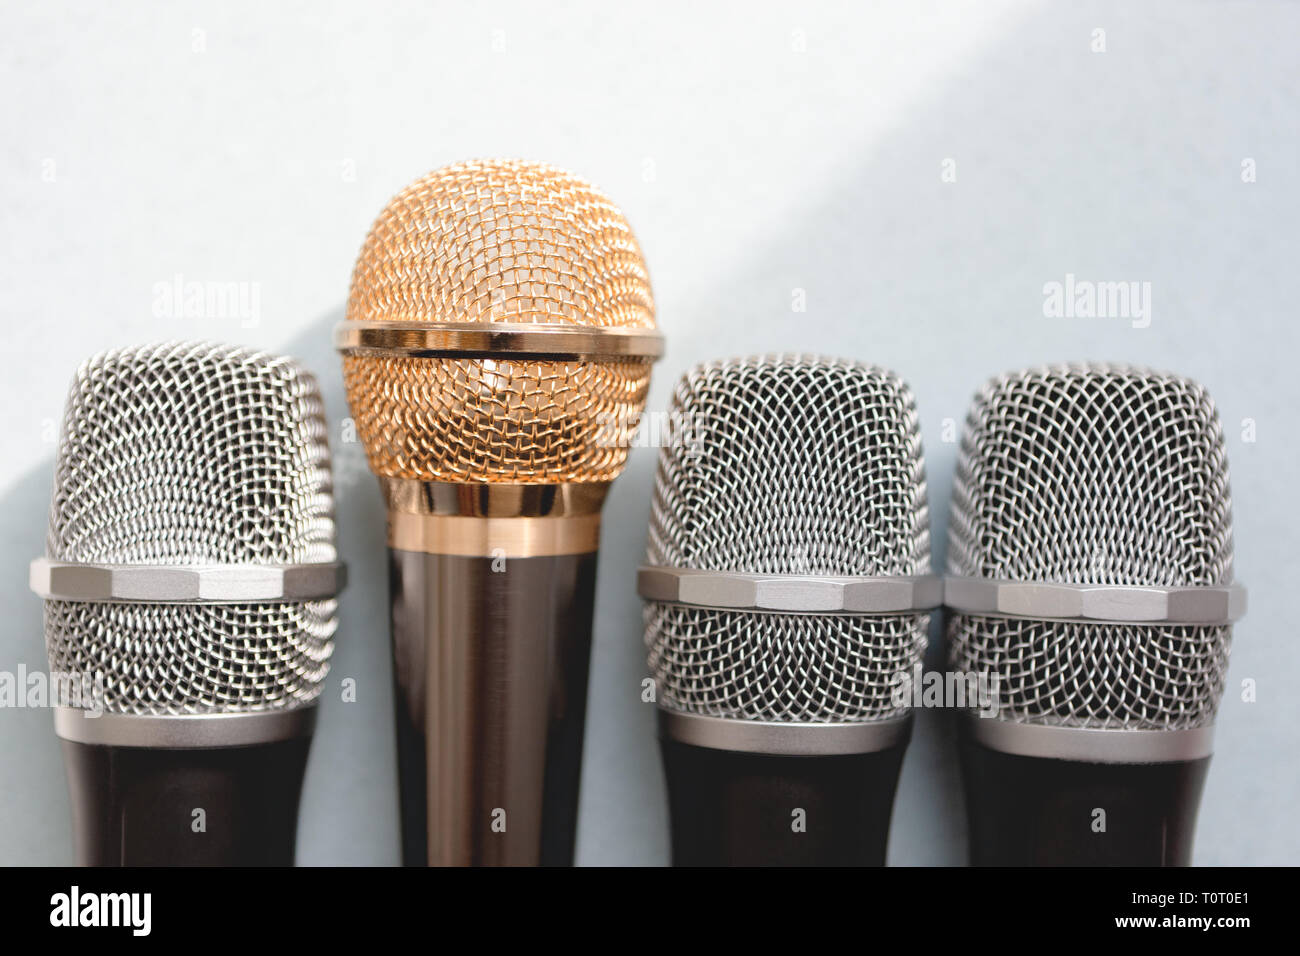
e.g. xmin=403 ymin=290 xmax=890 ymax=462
xmin=45 ymin=601 xmax=335 ymax=715
xmin=646 ymin=606 xmax=927 ymax=722
xmin=343 ymin=159 xmax=655 ymax=482
xmin=948 ymin=617 xmax=1230 ymax=729
xmin=43 ymin=342 xmax=338 ymax=716
xmin=647 ymin=355 xmax=930 ymax=576
xmin=946 ymin=364 xmax=1236 ymax=730
xmin=644 ymin=355 xmax=931 ymax=723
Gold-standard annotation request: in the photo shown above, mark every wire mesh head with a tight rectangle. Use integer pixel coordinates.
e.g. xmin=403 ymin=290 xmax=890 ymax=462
xmin=43 ymin=342 xmax=338 ymax=716
xmin=648 ymin=355 xmax=930 ymax=576
xmin=343 ymin=158 xmax=656 ymax=483
xmin=946 ymin=363 xmax=1236 ymax=730
xmin=644 ymin=355 xmax=931 ymax=723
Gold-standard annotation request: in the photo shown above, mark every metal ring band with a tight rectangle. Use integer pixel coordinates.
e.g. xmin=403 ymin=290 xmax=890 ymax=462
xmin=30 ymin=558 xmax=347 ymax=604
xmin=638 ymin=566 xmax=942 ymax=614
xmin=53 ymin=706 xmax=318 ymax=749
xmin=380 ymin=478 xmax=610 ymax=519
xmin=334 ymin=320 xmax=665 ymax=360
xmin=944 ymin=576 xmax=1247 ymax=625
xmin=963 ymin=713 xmax=1215 ymax=764
xmin=658 ymin=709 xmax=912 ymax=756
xmin=388 ymin=512 xmax=601 ymax=558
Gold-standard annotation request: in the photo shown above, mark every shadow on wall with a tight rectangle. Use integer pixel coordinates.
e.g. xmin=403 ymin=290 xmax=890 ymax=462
xmin=0 ymin=461 xmax=71 ymax=863
xmin=623 ymin=1 xmax=1296 ymax=865
xmin=280 ymin=307 xmax=397 ymax=865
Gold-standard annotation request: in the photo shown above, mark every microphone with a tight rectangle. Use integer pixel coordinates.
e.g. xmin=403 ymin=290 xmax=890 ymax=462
xmin=945 ymin=363 xmax=1245 ymax=866
xmin=334 ymin=159 xmax=663 ymax=866
xmin=29 ymin=342 xmax=345 ymax=866
xmin=638 ymin=355 xmax=940 ymax=866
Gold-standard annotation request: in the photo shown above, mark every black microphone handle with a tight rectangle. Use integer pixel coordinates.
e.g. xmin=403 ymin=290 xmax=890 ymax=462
xmin=388 ymin=547 xmax=597 ymax=867
xmin=958 ymin=726 xmax=1210 ymax=866
xmin=659 ymin=730 xmax=910 ymax=867
xmin=61 ymin=736 xmax=311 ymax=866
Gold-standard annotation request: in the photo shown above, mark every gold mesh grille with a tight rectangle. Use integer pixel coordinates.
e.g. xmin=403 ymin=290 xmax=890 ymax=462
xmin=343 ymin=159 xmax=656 ymax=482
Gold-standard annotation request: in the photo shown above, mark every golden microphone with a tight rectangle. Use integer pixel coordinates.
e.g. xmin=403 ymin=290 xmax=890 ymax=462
xmin=335 ymin=159 xmax=662 ymax=865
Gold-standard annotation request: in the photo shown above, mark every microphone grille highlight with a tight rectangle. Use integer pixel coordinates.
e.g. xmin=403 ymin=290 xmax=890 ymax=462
xmin=48 ymin=342 xmax=336 ymax=566
xmin=648 ymin=355 xmax=930 ymax=576
xmin=947 ymin=364 xmax=1235 ymax=730
xmin=644 ymin=355 xmax=931 ymax=723
xmin=342 ymin=158 xmax=656 ymax=483
xmin=43 ymin=342 xmax=338 ymax=716
xmin=646 ymin=606 xmax=926 ymax=723
xmin=346 ymin=159 xmax=654 ymax=330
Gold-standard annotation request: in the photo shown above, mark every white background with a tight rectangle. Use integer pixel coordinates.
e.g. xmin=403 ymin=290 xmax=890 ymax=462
xmin=2 ymin=0 xmax=1296 ymax=865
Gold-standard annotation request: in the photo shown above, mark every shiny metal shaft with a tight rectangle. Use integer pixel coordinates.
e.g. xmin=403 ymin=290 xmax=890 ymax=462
xmin=382 ymin=480 xmax=604 ymax=866
xmin=389 ymin=549 xmax=596 ymax=866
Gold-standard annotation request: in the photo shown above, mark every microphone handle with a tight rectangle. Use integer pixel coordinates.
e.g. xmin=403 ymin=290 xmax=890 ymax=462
xmin=958 ymin=727 xmax=1210 ymax=866
xmin=60 ymin=737 xmax=311 ymax=866
xmin=659 ymin=733 xmax=910 ymax=866
xmin=388 ymin=547 xmax=597 ymax=866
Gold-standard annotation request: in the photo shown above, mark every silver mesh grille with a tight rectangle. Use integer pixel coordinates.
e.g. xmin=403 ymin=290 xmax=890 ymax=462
xmin=44 ymin=601 xmax=335 ymax=714
xmin=43 ymin=342 xmax=338 ymax=716
xmin=647 ymin=355 xmax=930 ymax=576
xmin=946 ymin=364 xmax=1236 ymax=730
xmin=949 ymin=618 xmax=1230 ymax=728
xmin=646 ymin=606 xmax=928 ymax=722
xmin=644 ymin=355 xmax=931 ymax=723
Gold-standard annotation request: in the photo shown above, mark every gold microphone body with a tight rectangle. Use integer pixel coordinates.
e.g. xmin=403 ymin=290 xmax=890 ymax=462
xmin=337 ymin=160 xmax=661 ymax=865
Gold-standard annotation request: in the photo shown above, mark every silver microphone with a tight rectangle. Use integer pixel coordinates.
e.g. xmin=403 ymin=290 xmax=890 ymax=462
xmin=945 ymin=363 xmax=1245 ymax=865
xmin=638 ymin=354 xmax=939 ymax=866
xmin=30 ymin=342 xmax=344 ymax=866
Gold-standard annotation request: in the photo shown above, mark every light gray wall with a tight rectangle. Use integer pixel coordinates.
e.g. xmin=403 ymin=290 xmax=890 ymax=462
xmin=1 ymin=0 xmax=1295 ymax=865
